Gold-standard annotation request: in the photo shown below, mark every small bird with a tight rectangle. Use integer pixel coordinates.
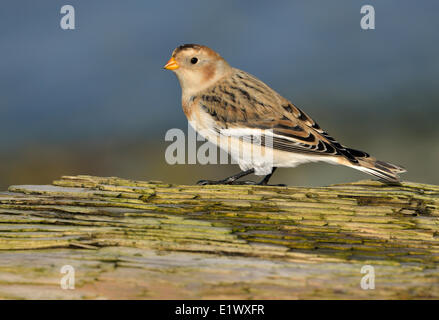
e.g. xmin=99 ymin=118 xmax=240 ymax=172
xmin=164 ymin=44 xmax=406 ymax=185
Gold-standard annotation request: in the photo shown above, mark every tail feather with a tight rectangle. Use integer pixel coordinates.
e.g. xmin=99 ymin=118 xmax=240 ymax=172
xmin=352 ymin=157 xmax=406 ymax=183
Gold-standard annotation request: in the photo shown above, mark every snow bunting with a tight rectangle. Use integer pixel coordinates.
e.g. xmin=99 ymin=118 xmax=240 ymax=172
xmin=164 ymin=44 xmax=406 ymax=185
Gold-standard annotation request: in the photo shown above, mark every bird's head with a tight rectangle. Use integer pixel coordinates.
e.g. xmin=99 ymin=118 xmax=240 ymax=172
xmin=164 ymin=44 xmax=231 ymax=97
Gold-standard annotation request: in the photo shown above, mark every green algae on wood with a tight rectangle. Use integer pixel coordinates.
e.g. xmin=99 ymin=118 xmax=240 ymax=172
xmin=0 ymin=175 xmax=438 ymax=299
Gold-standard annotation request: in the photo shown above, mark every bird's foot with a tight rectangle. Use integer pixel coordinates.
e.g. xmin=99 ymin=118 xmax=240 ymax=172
xmin=257 ymin=181 xmax=287 ymax=187
xmin=197 ymin=179 xmax=257 ymax=185
xmin=197 ymin=179 xmax=286 ymax=186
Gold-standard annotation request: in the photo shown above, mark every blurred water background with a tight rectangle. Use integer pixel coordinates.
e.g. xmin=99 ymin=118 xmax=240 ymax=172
xmin=0 ymin=0 xmax=438 ymax=189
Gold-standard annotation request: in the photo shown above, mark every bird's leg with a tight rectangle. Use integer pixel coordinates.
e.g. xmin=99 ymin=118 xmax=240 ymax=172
xmin=197 ymin=169 xmax=255 ymax=185
xmin=258 ymin=167 xmax=277 ymax=185
xmin=257 ymin=167 xmax=286 ymax=186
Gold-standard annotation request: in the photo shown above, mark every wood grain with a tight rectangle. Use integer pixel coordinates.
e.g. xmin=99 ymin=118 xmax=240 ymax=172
xmin=0 ymin=175 xmax=438 ymax=299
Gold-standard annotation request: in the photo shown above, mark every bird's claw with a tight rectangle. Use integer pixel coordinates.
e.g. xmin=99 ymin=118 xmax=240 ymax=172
xmin=196 ymin=179 xmax=257 ymax=185
xmin=197 ymin=179 xmax=286 ymax=186
xmin=196 ymin=180 xmax=214 ymax=185
xmin=230 ymin=180 xmax=258 ymax=185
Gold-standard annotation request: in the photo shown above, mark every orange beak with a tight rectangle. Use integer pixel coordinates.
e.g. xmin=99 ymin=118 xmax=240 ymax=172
xmin=163 ymin=57 xmax=179 ymax=70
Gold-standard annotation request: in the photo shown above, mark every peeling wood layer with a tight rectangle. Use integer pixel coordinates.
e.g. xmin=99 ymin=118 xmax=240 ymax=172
xmin=0 ymin=175 xmax=438 ymax=299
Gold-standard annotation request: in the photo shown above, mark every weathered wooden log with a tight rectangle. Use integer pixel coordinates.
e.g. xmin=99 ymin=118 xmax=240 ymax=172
xmin=0 ymin=175 xmax=438 ymax=299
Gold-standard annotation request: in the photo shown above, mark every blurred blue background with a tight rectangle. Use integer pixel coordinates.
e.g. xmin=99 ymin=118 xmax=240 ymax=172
xmin=0 ymin=0 xmax=438 ymax=188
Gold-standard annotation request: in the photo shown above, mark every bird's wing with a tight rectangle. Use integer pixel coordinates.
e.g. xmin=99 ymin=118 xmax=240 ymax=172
xmin=197 ymin=69 xmax=366 ymax=164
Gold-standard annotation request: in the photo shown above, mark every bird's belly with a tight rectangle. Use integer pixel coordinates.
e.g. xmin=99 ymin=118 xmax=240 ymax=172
xmin=188 ymin=114 xmax=339 ymax=176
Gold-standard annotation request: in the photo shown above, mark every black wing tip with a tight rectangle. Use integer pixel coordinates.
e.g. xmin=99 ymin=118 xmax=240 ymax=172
xmin=346 ymin=147 xmax=370 ymax=158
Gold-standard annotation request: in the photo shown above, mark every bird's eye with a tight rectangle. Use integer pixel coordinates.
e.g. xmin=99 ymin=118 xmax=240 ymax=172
xmin=190 ymin=57 xmax=198 ymax=64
